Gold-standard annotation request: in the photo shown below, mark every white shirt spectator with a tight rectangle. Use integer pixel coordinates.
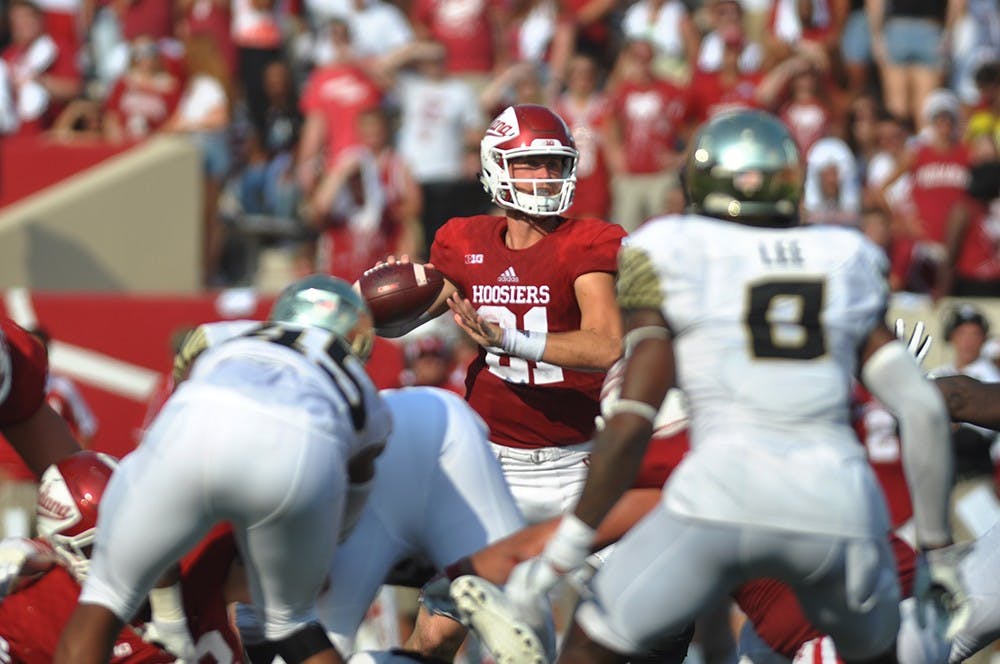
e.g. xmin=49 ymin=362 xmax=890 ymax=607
xmin=621 ymin=0 xmax=688 ymax=59
xmin=396 ymin=74 xmax=481 ymax=183
xmin=804 ymin=137 xmax=861 ymax=225
xmin=176 ymin=74 xmax=226 ymax=125
xmin=305 ymin=0 xmax=413 ymax=59
xmin=697 ymin=31 xmax=762 ymax=73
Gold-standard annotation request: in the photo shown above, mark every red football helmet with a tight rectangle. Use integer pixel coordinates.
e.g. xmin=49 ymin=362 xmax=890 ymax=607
xmin=480 ymin=104 xmax=578 ymax=216
xmin=35 ymin=450 xmax=118 ymax=581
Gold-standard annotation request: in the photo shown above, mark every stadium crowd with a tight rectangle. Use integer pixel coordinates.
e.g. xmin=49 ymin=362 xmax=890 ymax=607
xmin=1 ymin=0 xmax=999 ymax=294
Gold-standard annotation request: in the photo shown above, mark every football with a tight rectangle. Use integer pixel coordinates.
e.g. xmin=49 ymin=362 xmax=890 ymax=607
xmin=358 ymin=262 xmax=445 ymax=328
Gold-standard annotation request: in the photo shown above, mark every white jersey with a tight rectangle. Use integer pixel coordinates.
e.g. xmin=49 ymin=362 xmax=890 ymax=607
xmin=621 ymin=215 xmax=890 ymax=537
xmin=309 ymin=387 xmax=524 ymax=650
xmin=184 ymin=320 xmax=391 ymax=461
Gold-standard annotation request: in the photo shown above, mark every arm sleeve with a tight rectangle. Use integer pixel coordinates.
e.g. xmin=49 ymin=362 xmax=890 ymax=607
xmin=862 ymin=340 xmax=953 ymax=547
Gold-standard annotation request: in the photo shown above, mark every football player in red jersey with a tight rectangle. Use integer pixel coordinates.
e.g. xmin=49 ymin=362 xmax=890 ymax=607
xmin=0 ymin=316 xmax=81 ymax=478
xmin=370 ymin=103 xmax=625 ymax=526
xmin=0 ymin=451 xmax=245 ymax=663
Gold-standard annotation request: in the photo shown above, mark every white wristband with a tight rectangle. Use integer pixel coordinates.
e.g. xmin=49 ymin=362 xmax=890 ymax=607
xmin=501 ymin=328 xmax=547 ymax=362
xmin=603 ymin=398 xmax=659 ymax=424
xmin=149 ymin=583 xmax=187 ymax=623
xmin=544 ymin=513 xmax=596 ymax=572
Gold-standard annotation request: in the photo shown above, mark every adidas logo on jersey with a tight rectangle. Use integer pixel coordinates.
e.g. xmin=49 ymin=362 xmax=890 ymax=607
xmin=497 ymin=267 xmax=519 ymax=283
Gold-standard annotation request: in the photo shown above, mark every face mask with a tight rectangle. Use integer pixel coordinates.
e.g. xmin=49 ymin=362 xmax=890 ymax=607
xmin=969 ymin=161 xmax=1000 ymax=202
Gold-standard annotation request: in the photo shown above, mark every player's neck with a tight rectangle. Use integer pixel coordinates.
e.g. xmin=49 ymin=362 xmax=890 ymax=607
xmin=504 ymin=212 xmax=562 ymax=249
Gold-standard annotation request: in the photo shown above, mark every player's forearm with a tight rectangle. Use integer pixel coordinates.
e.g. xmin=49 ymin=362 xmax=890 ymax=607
xmin=2 ymin=405 xmax=81 ymax=477
xmin=539 ymin=328 xmax=621 ymax=371
xmin=935 ymin=375 xmax=1000 ymax=430
xmin=573 ymin=416 xmax=651 ymax=528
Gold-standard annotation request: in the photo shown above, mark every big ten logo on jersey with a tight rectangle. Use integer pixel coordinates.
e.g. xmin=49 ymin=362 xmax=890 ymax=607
xmin=758 ymin=239 xmax=804 ymax=267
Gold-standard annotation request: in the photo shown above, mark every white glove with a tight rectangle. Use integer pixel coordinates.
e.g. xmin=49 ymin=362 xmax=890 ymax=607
xmin=0 ymin=537 xmax=55 ymax=599
xmin=143 ymin=583 xmax=198 ymax=661
xmin=913 ymin=546 xmax=972 ymax=641
xmin=505 ymin=515 xmax=595 ymax=628
xmin=894 ymin=319 xmax=933 ymax=367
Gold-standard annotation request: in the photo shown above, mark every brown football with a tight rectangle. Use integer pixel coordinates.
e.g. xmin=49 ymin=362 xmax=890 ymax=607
xmin=358 ymin=263 xmax=445 ymax=327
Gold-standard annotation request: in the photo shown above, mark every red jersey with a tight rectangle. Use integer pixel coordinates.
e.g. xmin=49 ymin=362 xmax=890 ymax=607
xmin=411 ymin=0 xmax=500 ymax=74
xmin=910 ymin=142 xmax=971 ymax=243
xmin=431 ymin=215 xmax=625 ymax=449
xmin=0 ymin=526 xmax=242 ymax=663
xmin=610 ymin=80 xmax=688 ymax=174
xmin=0 ymin=318 xmax=49 ymax=481
xmin=555 ymin=94 xmax=612 ymax=219
xmin=300 ymin=64 xmax=382 ymax=166
xmin=687 ymin=70 xmax=762 ymax=124
xmin=851 ymin=385 xmax=912 ymax=528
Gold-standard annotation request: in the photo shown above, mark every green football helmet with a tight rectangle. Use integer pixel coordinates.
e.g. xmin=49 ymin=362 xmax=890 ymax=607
xmin=269 ymin=274 xmax=375 ymax=361
xmin=684 ymin=109 xmax=803 ymax=226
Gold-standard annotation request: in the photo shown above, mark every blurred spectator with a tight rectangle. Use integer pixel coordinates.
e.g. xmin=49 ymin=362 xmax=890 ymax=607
xmin=28 ymin=326 xmax=98 ymax=446
xmin=697 ymin=0 xmax=762 ymax=74
xmin=844 ymin=93 xmax=881 ymax=179
xmin=478 ymin=59 xmax=546 ymax=115
xmin=296 ymin=19 xmax=382 ymax=199
xmin=234 ymin=58 xmax=301 ymax=219
xmin=620 ymin=0 xmax=700 ymax=84
xmin=802 ymin=136 xmax=861 ymax=226
xmin=230 ymin=0 xmax=293 ymax=135
xmin=100 ymin=35 xmax=182 ymax=141
xmin=35 ymin=0 xmax=81 ymax=58
xmin=879 ymin=89 xmax=970 ymax=294
xmin=86 ymin=0 xmax=175 ymax=93
xmin=859 ymin=206 xmax=893 ymax=256
xmin=967 ymin=60 xmax=1000 ymax=147
xmin=390 ymin=40 xmax=484 ymax=252
xmin=410 ymin=0 xmax=507 ymax=89
xmin=310 ymin=108 xmax=421 ymax=280
xmin=176 ymin=0 xmax=236 ymax=76
xmin=503 ymin=0 xmax=573 ymax=101
xmin=948 ymin=0 xmax=1000 ymax=105
xmin=687 ymin=25 xmax=762 ymax=123
xmin=928 ymin=304 xmax=1000 ymax=547
xmin=559 ymin=0 xmax=615 ymax=66
xmin=400 ymin=333 xmax=463 ymax=393
xmin=0 ymin=61 xmax=18 ymax=132
xmin=606 ymin=38 xmax=689 ymax=232
xmin=868 ymin=0 xmax=954 ymax=128
xmin=765 ymin=0 xmax=846 ymax=71
xmin=755 ymin=55 xmax=833 ymax=156
xmin=865 ymin=110 xmax=912 ymax=210
xmin=938 ymin=131 xmax=1000 ymax=296
xmin=163 ymin=34 xmax=236 ymax=286
xmin=840 ymin=0 xmax=873 ymax=96
xmin=306 ymin=0 xmax=413 ymax=61
xmin=2 ymin=0 xmax=80 ymax=135
xmin=555 ymin=52 xmax=612 ymax=219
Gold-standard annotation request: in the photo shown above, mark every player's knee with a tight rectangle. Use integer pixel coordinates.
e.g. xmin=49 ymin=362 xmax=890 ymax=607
xmin=271 ymin=622 xmax=337 ymax=664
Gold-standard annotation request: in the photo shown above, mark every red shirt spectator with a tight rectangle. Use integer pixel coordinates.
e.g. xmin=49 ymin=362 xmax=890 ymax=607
xmin=300 ymin=62 xmax=383 ymax=167
xmin=910 ymin=140 xmax=971 ymax=242
xmin=688 ymin=68 xmax=761 ymax=123
xmin=103 ymin=39 xmax=182 ymax=140
xmin=411 ymin=0 xmax=504 ymax=75
xmin=120 ymin=0 xmax=174 ymax=41
xmin=2 ymin=0 xmax=80 ymax=134
xmin=610 ymin=78 xmax=688 ymax=175
xmin=178 ymin=0 xmax=236 ymax=75
xmin=555 ymin=54 xmax=612 ymax=218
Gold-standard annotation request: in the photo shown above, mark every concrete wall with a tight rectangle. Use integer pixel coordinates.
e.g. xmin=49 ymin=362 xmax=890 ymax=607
xmin=0 ymin=136 xmax=202 ymax=292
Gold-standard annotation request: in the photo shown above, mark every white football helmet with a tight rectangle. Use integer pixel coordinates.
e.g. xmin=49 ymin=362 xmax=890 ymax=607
xmin=35 ymin=451 xmax=118 ymax=581
xmin=480 ymin=104 xmax=578 ymax=217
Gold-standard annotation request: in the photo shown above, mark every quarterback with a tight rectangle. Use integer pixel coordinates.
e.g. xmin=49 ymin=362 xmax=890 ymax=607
xmin=55 ymin=275 xmax=392 ymax=664
xmin=370 ymin=103 xmax=625 ymax=524
xmin=483 ymin=109 xmax=957 ymax=663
